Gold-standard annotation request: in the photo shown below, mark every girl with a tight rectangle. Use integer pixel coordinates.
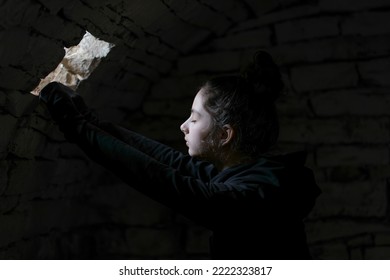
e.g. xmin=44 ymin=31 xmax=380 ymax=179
xmin=39 ymin=51 xmax=320 ymax=259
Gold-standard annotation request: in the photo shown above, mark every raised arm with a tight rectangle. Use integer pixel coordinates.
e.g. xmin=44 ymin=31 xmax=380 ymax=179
xmin=96 ymin=121 xmax=217 ymax=180
xmin=40 ymin=82 xmax=216 ymax=179
xmin=39 ymin=82 xmax=238 ymax=228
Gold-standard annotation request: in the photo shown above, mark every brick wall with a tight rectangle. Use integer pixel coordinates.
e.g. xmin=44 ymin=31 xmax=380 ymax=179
xmin=1 ymin=0 xmax=390 ymax=259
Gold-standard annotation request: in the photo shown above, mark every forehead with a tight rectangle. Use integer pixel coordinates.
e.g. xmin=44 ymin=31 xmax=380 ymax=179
xmin=192 ymin=89 xmax=206 ymax=110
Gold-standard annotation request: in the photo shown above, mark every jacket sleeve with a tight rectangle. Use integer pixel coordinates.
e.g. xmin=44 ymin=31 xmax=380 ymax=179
xmin=94 ymin=120 xmax=217 ymax=180
xmin=62 ymin=118 xmax=244 ymax=229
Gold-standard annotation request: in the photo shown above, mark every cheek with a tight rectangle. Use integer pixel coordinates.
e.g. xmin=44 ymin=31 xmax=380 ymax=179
xmin=189 ymin=127 xmax=213 ymax=154
xmin=193 ymin=126 xmax=211 ymax=142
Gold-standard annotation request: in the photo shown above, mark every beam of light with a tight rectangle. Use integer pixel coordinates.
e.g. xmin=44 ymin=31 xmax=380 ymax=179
xmin=31 ymin=31 xmax=114 ymax=96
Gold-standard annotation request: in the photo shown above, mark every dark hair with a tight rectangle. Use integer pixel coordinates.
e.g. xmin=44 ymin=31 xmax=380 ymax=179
xmin=201 ymin=51 xmax=283 ymax=158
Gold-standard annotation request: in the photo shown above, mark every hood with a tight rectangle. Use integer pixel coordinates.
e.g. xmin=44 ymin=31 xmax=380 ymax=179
xmin=265 ymin=151 xmax=321 ymax=218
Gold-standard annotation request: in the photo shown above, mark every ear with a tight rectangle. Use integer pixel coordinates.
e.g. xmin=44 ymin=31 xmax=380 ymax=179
xmin=220 ymin=124 xmax=234 ymax=147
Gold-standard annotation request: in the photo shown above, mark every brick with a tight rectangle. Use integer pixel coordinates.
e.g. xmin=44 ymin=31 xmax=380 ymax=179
xmin=122 ymin=58 xmax=160 ymax=81
xmin=160 ymin=25 xmax=210 ymax=54
xmin=375 ymin=232 xmax=390 ymax=246
xmin=13 ymin=235 xmax=59 ymax=259
xmin=162 ymin=0 xmax=231 ymax=35
xmin=279 ymin=118 xmax=390 ymax=144
xmin=90 ymin=183 xmax=173 ymax=226
xmin=347 ymin=234 xmax=373 ymax=248
xmin=124 ymin=48 xmax=173 ymax=74
xmin=136 ymin=36 xmax=179 ymax=60
xmin=0 ymin=0 xmax=40 ymax=28
xmin=78 ymin=0 xmax=109 ymax=8
xmin=0 ymin=28 xmax=31 ymax=67
xmin=21 ymin=199 xmax=105 ymax=237
xmin=211 ymin=28 xmax=271 ymax=50
xmin=364 ymin=246 xmax=390 ymax=259
xmin=80 ymin=84 xmax=146 ymax=116
xmin=82 ymin=13 xmax=123 ymax=44
xmin=51 ymin=158 xmax=90 ymax=185
xmin=0 ymin=28 xmax=64 ymax=79
xmin=319 ymin=0 xmax=390 ymax=11
xmin=370 ymin=166 xmax=390 ymax=181
xmin=243 ymin=0 xmax=280 ymax=17
xmin=0 ymin=91 xmax=6 ymax=107
xmin=350 ymin=248 xmax=363 ymax=259
xmin=272 ymin=35 xmax=390 ymax=65
xmin=125 ymin=227 xmax=179 ymax=256
xmin=327 ymin=166 xmax=370 ymax=183
xmin=0 ymin=114 xmax=18 ymax=159
xmin=316 ymin=145 xmax=389 ymax=167
xmin=6 ymin=159 xmax=56 ymax=195
xmin=61 ymin=0 xmax=94 ymax=25
xmin=342 ymin=12 xmax=390 ymax=36
xmin=359 ymin=57 xmax=390 ymax=87
xmin=5 ymin=90 xmax=39 ymax=117
xmin=26 ymin=114 xmax=52 ymax=135
xmin=121 ymin=0 xmax=211 ymax=53
xmin=0 ymin=161 xmax=8 ymax=196
xmin=8 ymin=127 xmax=46 ymax=159
xmin=37 ymin=0 xmax=70 ymax=14
xmin=279 ymin=0 xmax=306 ymax=7
xmin=22 ymin=35 xmax=64 ymax=78
xmin=276 ymin=96 xmax=312 ymax=117
xmin=310 ymin=89 xmax=390 ymax=116
xmin=32 ymin=14 xmax=85 ymax=47
xmin=131 ymin=117 xmax=185 ymax=142
xmin=178 ymin=51 xmax=240 ymax=75
xmin=291 ymin=62 xmax=358 ymax=92
xmin=0 ymin=196 xmax=19 ymax=215
xmin=0 ymin=66 xmax=39 ymax=91
xmin=185 ymin=226 xmax=210 ymax=254
xmin=356 ymin=35 xmax=390 ymax=58
xmin=143 ymin=98 xmax=192 ymax=118
xmin=90 ymin=228 xmax=130 ymax=257
xmin=275 ymin=16 xmax=339 ymax=43
xmin=38 ymin=142 xmax=61 ymax=161
xmin=200 ymin=0 xmax=249 ymax=22
xmin=150 ymin=76 xmax=207 ymax=99
xmin=309 ymin=180 xmax=387 ymax=218
xmin=232 ymin=5 xmax=320 ymax=33
xmin=0 ymin=213 xmax=25 ymax=247
xmin=306 ymin=220 xmax=390 ymax=243
xmin=80 ymin=61 xmax=127 ymax=90
xmin=45 ymin=123 xmax=66 ymax=142
xmin=310 ymin=242 xmax=349 ymax=259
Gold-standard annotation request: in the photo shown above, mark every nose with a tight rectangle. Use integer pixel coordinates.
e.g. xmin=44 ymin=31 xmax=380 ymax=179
xmin=180 ymin=119 xmax=189 ymax=134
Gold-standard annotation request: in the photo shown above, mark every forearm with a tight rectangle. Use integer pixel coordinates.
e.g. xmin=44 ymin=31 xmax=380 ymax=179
xmin=94 ymin=121 xmax=216 ymax=179
xmin=38 ymin=82 xmax=215 ymax=179
xmin=95 ymin=121 xmax=184 ymax=166
xmin=63 ymin=119 xmax=213 ymax=205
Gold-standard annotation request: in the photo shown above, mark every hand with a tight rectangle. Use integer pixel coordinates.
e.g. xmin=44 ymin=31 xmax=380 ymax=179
xmin=39 ymin=82 xmax=93 ymax=123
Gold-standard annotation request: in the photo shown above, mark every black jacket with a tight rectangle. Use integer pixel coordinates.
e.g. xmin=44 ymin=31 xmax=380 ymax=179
xmin=66 ymin=120 xmax=320 ymax=259
xmin=40 ymin=82 xmax=321 ymax=259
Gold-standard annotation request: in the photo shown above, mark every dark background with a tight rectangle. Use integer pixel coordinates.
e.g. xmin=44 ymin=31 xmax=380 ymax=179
xmin=1 ymin=0 xmax=390 ymax=259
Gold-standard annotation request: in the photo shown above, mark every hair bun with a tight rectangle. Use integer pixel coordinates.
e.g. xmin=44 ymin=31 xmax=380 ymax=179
xmin=242 ymin=50 xmax=283 ymax=103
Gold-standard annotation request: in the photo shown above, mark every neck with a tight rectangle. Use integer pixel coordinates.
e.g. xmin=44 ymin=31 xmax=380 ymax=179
xmin=214 ymin=151 xmax=254 ymax=172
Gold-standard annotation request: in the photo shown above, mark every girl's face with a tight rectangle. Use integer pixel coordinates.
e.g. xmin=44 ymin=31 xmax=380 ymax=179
xmin=180 ymin=89 xmax=214 ymax=158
